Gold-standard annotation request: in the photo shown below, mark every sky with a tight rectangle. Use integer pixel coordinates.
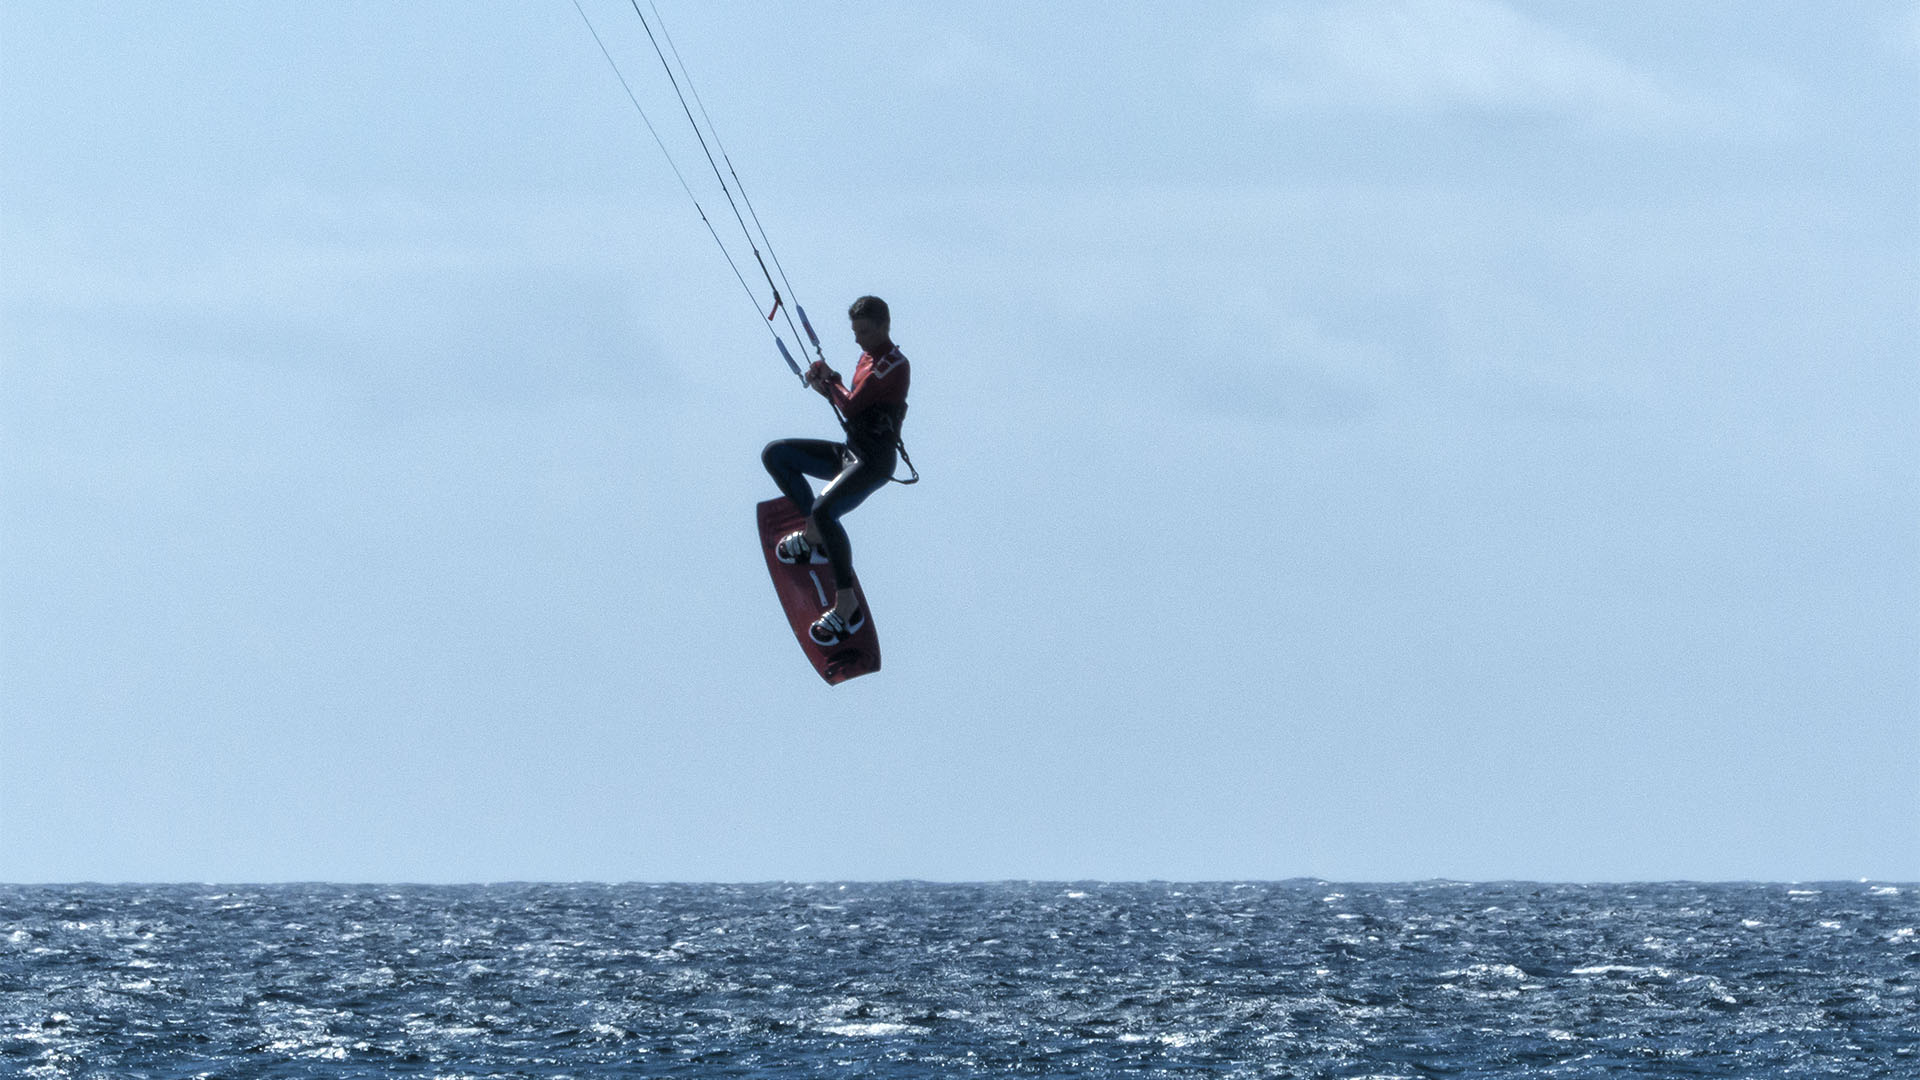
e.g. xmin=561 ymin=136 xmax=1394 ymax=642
xmin=2 ymin=1 xmax=1916 ymax=884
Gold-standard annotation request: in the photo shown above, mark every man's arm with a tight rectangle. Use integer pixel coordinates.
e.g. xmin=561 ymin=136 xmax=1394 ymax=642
xmin=804 ymin=360 xmax=843 ymax=400
xmin=838 ymin=354 xmax=908 ymax=417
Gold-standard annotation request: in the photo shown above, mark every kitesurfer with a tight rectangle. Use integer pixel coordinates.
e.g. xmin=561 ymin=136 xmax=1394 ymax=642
xmin=761 ymin=295 xmax=909 ymax=647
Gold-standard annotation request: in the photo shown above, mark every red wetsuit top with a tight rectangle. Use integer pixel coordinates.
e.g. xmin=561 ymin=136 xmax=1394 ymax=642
xmin=809 ymin=345 xmax=910 ymax=450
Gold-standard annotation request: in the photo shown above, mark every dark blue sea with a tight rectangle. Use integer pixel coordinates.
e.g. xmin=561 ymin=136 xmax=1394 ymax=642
xmin=3 ymin=881 xmax=1916 ymax=1078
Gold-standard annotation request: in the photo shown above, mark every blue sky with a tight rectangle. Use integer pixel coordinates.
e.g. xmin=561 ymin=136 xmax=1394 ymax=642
xmin=3 ymin=1 xmax=1915 ymax=883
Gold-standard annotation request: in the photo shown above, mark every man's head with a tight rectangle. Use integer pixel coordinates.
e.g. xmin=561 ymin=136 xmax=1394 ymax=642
xmin=848 ymin=295 xmax=892 ymax=355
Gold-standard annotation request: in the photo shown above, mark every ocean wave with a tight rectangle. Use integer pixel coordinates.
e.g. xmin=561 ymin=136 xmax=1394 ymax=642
xmin=2 ymin=881 xmax=1914 ymax=1077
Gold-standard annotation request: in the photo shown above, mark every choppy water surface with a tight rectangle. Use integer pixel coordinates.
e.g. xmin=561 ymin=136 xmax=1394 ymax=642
xmin=3 ymin=881 xmax=1916 ymax=1078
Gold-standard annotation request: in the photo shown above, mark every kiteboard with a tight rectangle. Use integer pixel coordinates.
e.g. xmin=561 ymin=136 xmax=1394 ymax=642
xmin=757 ymin=498 xmax=881 ymax=684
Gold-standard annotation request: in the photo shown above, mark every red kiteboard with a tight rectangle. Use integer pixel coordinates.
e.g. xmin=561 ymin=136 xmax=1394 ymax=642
xmin=756 ymin=498 xmax=881 ymax=684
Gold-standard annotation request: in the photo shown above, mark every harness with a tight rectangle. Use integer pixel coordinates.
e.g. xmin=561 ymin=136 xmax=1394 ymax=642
xmin=847 ymin=402 xmax=918 ymax=485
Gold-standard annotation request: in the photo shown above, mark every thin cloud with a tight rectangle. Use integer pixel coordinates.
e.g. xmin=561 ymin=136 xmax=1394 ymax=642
xmin=1890 ymin=4 xmax=1920 ymax=55
xmin=1254 ymin=0 xmax=1710 ymax=131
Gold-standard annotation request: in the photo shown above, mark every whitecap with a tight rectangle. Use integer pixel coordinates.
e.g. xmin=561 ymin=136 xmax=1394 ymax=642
xmin=262 ymin=1037 xmax=349 ymax=1060
xmin=1158 ymin=1031 xmax=1204 ymax=1048
xmin=822 ymin=1021 xmax=912 ymax=1037
xmin=1571 ymin=964 xmax=1674 ymax=978
xmin=1117 ymin=1031 xmax=1211 ymax=1048
xmin=1439 ymin=963 xmax=1528 ymax=981
xmin=1870 ymin=886 xmax=1901 ymax=896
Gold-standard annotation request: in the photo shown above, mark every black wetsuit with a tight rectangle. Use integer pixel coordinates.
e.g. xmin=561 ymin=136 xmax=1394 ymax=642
xmin=760 ymin=346 xmax=909 ymax=592
xmin=761 ymin=436 xmax=896 ymax=591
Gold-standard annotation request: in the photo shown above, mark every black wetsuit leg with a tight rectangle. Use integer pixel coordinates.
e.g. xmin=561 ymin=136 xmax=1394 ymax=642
xmin=761 ymin=437 xmax=896 ymax=590
xmin=810 ymin=442 xmax=895 ymax=590
xmin=761 ymin=438 xmax=844 ymax=517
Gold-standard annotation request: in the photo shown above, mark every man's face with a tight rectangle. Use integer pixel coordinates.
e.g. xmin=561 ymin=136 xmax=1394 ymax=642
xmin=850 ymin=317 xmax=889 ymax=356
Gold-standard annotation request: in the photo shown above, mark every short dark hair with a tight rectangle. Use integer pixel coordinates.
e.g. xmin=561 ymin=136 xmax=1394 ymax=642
xmin=848 ymin=295 xmax=890 ymax=325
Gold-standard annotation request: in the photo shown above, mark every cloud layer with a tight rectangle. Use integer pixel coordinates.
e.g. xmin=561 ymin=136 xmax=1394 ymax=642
xmin=1255 ymin=0 xmax=1707 ymax=130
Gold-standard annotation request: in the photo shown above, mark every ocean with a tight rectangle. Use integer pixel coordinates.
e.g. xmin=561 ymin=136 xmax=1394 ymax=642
xmin=3 ymin=881 xmax=1915 ymax=1078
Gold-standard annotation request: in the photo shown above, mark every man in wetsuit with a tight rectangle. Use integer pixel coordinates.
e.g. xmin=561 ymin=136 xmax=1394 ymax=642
xmin=761 ymin=295 xmax=910 ymax=647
